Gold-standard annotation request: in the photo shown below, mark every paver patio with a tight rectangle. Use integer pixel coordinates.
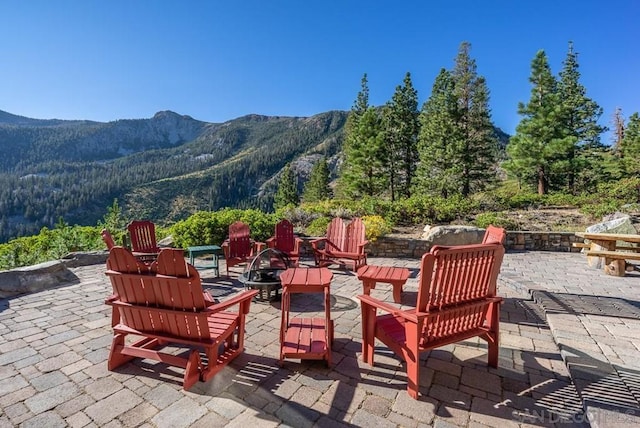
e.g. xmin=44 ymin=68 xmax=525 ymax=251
xmin=1 ymin=251 xmax=639 ymax=427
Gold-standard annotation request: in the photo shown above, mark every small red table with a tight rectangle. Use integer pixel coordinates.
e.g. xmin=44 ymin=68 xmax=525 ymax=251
xmin=357 ymin=265 xmax=410 ymax=304
xmin=279 ymin=267 xmax=334 ymax=365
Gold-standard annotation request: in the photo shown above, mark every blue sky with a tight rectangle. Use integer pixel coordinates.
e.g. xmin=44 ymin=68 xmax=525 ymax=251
xmin=1 ymin=1 xmax=638 ymax=140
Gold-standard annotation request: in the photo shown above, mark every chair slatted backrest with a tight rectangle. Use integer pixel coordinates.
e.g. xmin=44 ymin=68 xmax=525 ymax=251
xmin=150 ymin=248 xmax=207 ymax=311
xmin=482 ymin=225 xmax=507 ymax=245
xmin=101 ymin=229 xmax=116 ymax=250
xmin=326 ymin=217 xmax=347 ymax=251
xmin=273 ymin=219 xmax=296 ymax=254
xmin=128 ymin=220 xmax=159 ymax=253
xmin=106 ymin=248 xmax=211 ymax=340
xmin=416 ymin=243 xmax=505 ymax=313
xmin=344 ymin=217 xmax=366 ymax=254
xmin=107 ymin=246 xmax=149 ymax=274
xmin=228 ymin=221 xmax=252 ymax=258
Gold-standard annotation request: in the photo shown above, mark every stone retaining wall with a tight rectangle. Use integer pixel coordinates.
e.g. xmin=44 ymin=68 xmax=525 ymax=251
xmin=366 ymin=231 xmax=583 ymax=259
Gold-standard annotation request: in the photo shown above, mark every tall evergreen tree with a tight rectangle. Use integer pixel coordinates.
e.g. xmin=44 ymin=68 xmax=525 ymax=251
xmin=302 ymin=157 xmax=331 ymax=202
xmin=340 ymin=107 xmax=385 ymax=197
xmin=505 ymin=50 xmax=569 ymax=194
xmin=415 ymin=68 xmax=462 ymax=197
xmin=338 ymin=74 xmax=383 ymax=198
xmin=621 ymin=112 xmax=640 ymax=175
xmin=273 ymin=164 xmax=299 ymax=209
xmin=381 ymin=72 xmax=419 ymax=200
xmin=557 ymin=41 xmax=606 ymax=192
xmin=451 ymin=42 xmax=498 ymax=196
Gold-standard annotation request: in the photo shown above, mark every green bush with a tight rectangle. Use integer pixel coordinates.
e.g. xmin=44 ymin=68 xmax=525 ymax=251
xmin=473 ymin=212 xmax=519 ymax=230
xmin=362 ymin=215 xmax=392 ymax=242
xmin=305 ymin=216 xmax=331 ymax=237
xmin=389 ymin=195 xmax=478 ymax=225
xmin=579 ymin=202 xmax=622 ymax=220
xmin=596 ymin=177 xmax=640 ymax=203
xmin=0 ymin=224 xmax=103 ymax=271
xmin=170 ymin=208 xmax=277 ymax=248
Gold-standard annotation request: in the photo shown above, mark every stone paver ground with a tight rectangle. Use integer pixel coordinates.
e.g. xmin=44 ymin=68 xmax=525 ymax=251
xmin=0 ymin=251 xmax=639 ymax=427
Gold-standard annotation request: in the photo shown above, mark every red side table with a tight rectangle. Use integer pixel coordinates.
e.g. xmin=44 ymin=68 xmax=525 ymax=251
xmin=279 ymin=267 xmax=333 ymax=365
xmin=357 ymin=265 xmax=410 ymax=304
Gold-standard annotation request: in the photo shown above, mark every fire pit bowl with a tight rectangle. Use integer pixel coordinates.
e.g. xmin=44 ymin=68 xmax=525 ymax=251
xmin=239 ymin=248 xmax=293 ymax=301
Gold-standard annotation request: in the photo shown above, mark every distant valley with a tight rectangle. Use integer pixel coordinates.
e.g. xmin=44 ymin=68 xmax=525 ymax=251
xmin=0 ymin=109 xmax=347 ymax=242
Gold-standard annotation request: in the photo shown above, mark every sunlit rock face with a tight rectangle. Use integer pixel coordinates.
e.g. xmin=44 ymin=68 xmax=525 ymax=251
xmin=421 ymin=225 xmax=485 ymax=246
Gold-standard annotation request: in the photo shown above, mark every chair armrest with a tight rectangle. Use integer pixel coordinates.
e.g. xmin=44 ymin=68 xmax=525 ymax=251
xmin=293 ymin=237 xmax=303 ymax=253
xmin=221 ymin=240 xmax=230 ymax=259
xmin=203 ymin=291 xmax=219 ymax=306
xmin=266 ymin=237 xmax=276 ymax=248
xmin=358 ymin=294 xmax=403 ymax=316
xmin=310 ymin=238 xmax=327 ymax=250
xmin=357 ymin=240 xmax=370 ymax=252
xmin=358 ymin=294 xmax=420 ymax=323
xmin=206 ymin=289 xmax=259 ymax=314
xmin=254 ymin=241 xmax=266 ymax=252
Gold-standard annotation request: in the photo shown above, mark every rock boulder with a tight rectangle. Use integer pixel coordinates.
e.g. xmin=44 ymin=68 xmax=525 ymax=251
xmin=421 ymin=225 xmax=485 ymax=247
xmin=0 ymin=260 xmax=79 ymax=298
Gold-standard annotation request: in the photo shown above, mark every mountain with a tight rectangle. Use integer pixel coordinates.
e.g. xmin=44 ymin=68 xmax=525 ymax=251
xmin=0 ymin=108 xmax=509 ymax=243
xmin=0 ymin=109 xmax=348 ymax=242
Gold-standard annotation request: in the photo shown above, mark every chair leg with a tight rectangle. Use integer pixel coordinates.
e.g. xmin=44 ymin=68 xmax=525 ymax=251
xmin=107 ymin=333 xmax=135 ymax=370
xmin=361 ymin=304 xmax=376 ymax=365
xmin=403 ymin=322 xmax=421 ymax=399
xmin=183 ymin=350 xmax=202 ymax=390
xmin=486 ymin=302 xmax=500 ymax=368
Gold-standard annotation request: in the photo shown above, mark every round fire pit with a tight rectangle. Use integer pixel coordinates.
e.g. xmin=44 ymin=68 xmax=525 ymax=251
xmin=239 ymin=248 xmax=292 ymax=301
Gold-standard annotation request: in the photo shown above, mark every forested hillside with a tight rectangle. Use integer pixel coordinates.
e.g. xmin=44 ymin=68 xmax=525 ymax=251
xmin=0 ymin=109 xmax=347 ymax=242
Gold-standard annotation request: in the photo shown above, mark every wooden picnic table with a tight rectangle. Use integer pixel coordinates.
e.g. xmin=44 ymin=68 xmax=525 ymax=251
xmin=574 ymin=232 xmax=640 ymax=276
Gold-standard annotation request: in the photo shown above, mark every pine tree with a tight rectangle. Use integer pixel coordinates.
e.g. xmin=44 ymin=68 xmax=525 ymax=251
xmin=381 ymin=72 xmax=419 ymax=200
xmin=505 ymin=50 xmax=569 ymax=194
xmin=303 ymin=157 xmax=331 ymax=202
xmin=341 ymin=107 xmax=385 ymax=197
xmin=557 ymin=41 xmax=606 ymax=192
xmin=339 ymin=75 xmax=385 ymax=198
xmin=273 ymin=164 xmax=299 ymax=210
xmin=451 ymin=42 xmax=499 ymax=196
xmin=415 ymin=68 xmax=463 ymax=197
xmin=621 ymin=112 xmax=640 ymax=175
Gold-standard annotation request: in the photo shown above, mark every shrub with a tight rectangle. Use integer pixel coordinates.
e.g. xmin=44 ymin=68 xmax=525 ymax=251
xmin=0 ymin=225 xmax=103 ymax=271
xmin=362 ymin=215 xmax=392 ymax=242
xmin=305 ymin=217 xmax=331 ymax=237
xmin=170 ymin=208 xmax=277 ymax=248
xmin=473 ymin=212 xmax=519 ymax=230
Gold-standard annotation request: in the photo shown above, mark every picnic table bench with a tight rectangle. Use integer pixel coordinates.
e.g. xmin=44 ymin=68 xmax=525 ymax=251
xmin=575 ymin=232 xmax=640 ymax=276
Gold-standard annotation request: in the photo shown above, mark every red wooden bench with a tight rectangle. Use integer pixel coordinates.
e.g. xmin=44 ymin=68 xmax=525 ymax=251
xmin=359 ymin=242 xmax=505 ymax=399
xmin=105 ymin=247 xmax=258 ymax=390
xmin=311 ymin=217 xmax=368 ymax=271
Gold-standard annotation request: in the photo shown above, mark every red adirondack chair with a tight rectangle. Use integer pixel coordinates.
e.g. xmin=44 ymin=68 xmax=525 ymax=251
xmin=127 ymin=220 xmax=160 ymax=254
xmin=311 ymin=217 xmax=368 ymax=270
xmin=101 ymin=228 xmax=116 ymax=250
xmin=266 ymin=219 xmax=303 ymax=266
xmin=105 ymin=247 xmax=258 ymax=390
xmin=104 ymin=246 xmax=154 ymax=326
xmin=359 ymin=242 xmax=505 ymax=399
xmin=482 ymin=224 xmax=507 ymax=244
xmin=222 ymin=221 xmax=260 ymax=276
